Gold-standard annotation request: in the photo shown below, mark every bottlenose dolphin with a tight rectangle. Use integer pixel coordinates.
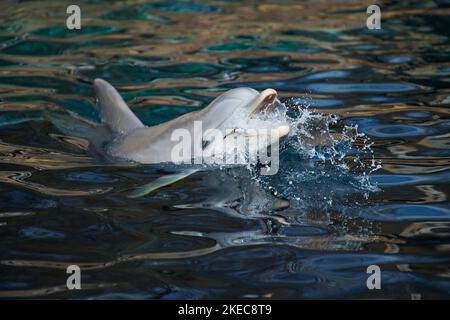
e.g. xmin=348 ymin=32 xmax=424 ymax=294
xmin=92 ymin=79 xmax=289 ymax=164
xmin=47 ymin=79 xmax=290 ymax=196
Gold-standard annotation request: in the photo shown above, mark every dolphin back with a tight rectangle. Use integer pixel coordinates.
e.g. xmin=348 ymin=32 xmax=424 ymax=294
xmin=93 ymin=78 xmax=144 ymax=135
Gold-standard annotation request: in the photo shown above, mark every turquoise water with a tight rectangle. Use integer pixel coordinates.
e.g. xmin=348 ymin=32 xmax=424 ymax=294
xmin=0 ymin=0 xmax=450 ymax=299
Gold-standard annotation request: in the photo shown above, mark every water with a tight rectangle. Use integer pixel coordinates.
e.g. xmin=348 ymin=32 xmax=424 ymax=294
xmin=0 ymin=0 xmax=449 ymax=299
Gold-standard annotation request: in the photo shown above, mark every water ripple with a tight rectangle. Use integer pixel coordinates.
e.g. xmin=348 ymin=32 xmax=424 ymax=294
xmin=0 ymin=0 xmax=449 ymax=299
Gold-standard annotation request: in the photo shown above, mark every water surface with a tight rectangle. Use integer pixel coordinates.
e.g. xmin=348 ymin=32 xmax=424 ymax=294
xmin=0 ymin=0 xmax=449 ymax=299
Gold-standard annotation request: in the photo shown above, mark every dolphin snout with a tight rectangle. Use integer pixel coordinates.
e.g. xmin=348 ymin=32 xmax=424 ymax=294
xmin=247 ymin=88 xmax=278 ymax=116
xmin=260 ymin=89 xmax=277 ymax=105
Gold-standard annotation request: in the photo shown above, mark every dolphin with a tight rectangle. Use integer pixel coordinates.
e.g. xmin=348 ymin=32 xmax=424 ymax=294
xmin=92 ymin=79 xmax=289 ymax=164
xmin=47 ymin=79 xmax=290 ymax=196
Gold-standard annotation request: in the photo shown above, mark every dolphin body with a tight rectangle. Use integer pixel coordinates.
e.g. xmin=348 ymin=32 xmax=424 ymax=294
xmin=47 ymin=79 xmax=290 ymax=196
xmin=91 ymin=79 xmax=289 ymax=165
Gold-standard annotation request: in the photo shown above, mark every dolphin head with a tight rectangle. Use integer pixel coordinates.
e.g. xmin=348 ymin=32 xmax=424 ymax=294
xmin=201 ymin=87 xmax=289 ymax=135
xmin=199 ymin=88 xmax=290 ymax=168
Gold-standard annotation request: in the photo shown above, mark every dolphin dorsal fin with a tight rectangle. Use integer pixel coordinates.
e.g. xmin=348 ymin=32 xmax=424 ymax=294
xmin=93 ymin=78 xmax=144 ymax=135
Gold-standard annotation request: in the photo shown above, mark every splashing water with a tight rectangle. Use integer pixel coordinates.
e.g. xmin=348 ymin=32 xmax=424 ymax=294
xmin=235 ymin=97 xmax=382 ymax=212
xmin=179 ymin=98 xmax=385 ymax=256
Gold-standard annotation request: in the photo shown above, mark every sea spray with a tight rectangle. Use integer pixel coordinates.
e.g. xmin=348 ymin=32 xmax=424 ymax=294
xmin=245 ymin=97 xmax=382 ymax=211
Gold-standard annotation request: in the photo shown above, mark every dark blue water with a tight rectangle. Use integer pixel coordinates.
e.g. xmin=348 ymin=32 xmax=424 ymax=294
xmin=0 ymin=0 xmax=449 ymax=299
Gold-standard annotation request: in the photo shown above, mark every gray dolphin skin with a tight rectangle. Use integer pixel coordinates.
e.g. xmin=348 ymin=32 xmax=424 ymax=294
xmin=93 ymin=78 xmax=290 ymax=164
